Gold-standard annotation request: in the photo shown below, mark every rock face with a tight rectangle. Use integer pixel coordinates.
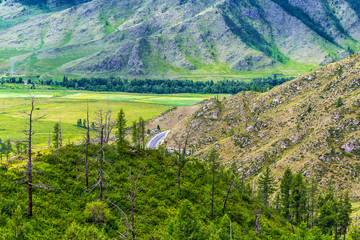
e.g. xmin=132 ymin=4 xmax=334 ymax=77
xmin=0 ymin=0 xmax=360 ymax=77
xmin=163 ymin=53 xmax=360 ymax=196
xmin=342 ymin=139 xmax=360 ymax=153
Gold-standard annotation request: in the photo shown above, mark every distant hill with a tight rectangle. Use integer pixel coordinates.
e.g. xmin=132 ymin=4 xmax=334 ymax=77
xmin=0 ymin=0 xmax=359 ymax=78
xmin=160 ymin=52 xmax=360 ymax=196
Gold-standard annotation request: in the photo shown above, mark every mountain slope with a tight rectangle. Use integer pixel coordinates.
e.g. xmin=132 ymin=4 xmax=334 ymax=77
xmin=162 ymin=52 xmax=360 ymax=196
xmin=0 ymin=0 xmax=360 ymax=78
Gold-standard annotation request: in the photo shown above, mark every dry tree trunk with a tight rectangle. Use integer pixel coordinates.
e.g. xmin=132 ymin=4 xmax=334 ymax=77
xmin=27 ymin=99 xmax=34 ymax=217
xmin=85 ymin=103 xmax=90 ymax=189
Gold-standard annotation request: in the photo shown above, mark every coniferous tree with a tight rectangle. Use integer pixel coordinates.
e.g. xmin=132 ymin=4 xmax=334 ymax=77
xmin=165 ymin=200 xmax=206 ymax=239
xmin=290 ymin=172 xmax=307 ymax=224
xmin=52 ymin=122 xmax=60 ymax=149
xmin=138 ymin=117 xmax=145 ymax=149
xmin=5 ymin=139 xmax=12 ymax=162
xmin=208 ymin=148 xmax=220 ymax=218
xmin=280 ymin=168 xmax=293 ymax=220
xmin=132 ymin=121 xmax=139 ymax=151
xmin=7 ymin=205 xmax=24 ymax=239
xmin=115 ymin=109 xmax=127 ymax=152
xmin=338 ymin=191 xmax=351 ymax=239
xmin=318 ymin=188 xmax=339 ymax=236
xmin=258 ymin=166 xmax=276 ymax=206
xmin=307 ymin=177 xmax=318 ymax=228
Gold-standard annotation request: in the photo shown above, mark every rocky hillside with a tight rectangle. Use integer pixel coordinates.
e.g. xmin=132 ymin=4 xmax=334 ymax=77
xmin=0 ymin=0 xmax=360 ymax=78
xmin=162 ymin=52 xmax=360 ymax=196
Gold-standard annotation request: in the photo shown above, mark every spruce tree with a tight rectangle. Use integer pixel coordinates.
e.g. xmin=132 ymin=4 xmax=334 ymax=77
xmin=280 ymin=167 xmax=293 ymax=220
xmin=290 ymin=172 xmax=307 ymax=224
xmin=132 ymin=121 xmax=139 ymax=151
xmin=258 ymin=166 xmax=276 ymax=206
xmin=115 ymin=109 xmax=127 ymax=152
xmin=166 ymin=200 xmax=205 ymax=239
xmin=339 ymin=192 xmax=351 ymax=239
xmin=138 ymin=117 xmax=145 ymax=149
xmin=208 ymin=148 xmax=220 ymax=217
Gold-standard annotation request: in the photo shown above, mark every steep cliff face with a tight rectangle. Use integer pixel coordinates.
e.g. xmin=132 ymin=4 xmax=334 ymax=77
xmin=0 ymin=0 xmax=360 ymax=77
xmin=162 ymin=53 xmax=360 ymax=196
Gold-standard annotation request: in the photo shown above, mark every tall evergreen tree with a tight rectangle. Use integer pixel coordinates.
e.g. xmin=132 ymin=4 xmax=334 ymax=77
xmin=115 ymin=109 xmax=127 ymax=152
xmin=207 ymin=148 xmax=220 ymax=218
xmin=258 ymin=166 xmax=276 ymax=206
xmin=52 ymin=122 xmax=60 ymax=149
xmin=338 ymin=191 xmax=351 ymax=239
xmin=138 ymin=117 xmax=145 ymax=150
xmin=165 ymin=200 xmax=205 ymax=239
xmin=280 ymin=167 xmax=293 ymax=220
xmin=290 ymin=172 xmax=307 ymax=224
xmin=318 ymin=189 xmax=338 ymax=236
xmin=132 ymin=121 xmax=140 ymax=151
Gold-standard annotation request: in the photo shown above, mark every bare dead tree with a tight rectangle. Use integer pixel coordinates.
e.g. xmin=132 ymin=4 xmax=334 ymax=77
xmin=255 ymin=205 xmax=261 ymax=236
xmin=58 ymin=118 xmax=62 ymax=148
xmin=22 ymin=97 xmax=44 ymax=216
xmin=223 ymin=179 xmax=234 ymax=214
xmin=85 ymin=102 xmax=90 ymax=189
xmin=96 ymin=109 xmax=105 ymax=201
xmin=173 ymin=127 xmax=191 ymax=193
xmin=104 ymin=102 xmax=115 ymax=144
xmin=108 ymin=168 xmax=144 ymax=240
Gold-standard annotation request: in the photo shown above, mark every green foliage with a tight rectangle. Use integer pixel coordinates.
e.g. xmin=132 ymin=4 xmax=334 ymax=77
xmin=165 ymin=200 xmax=207 ymax=239
xmin=115 ymin=109 xmax=127 ymax=152
xmin=0 ymin=143 xmax=295 ymax=239
xmin=83 ymin=201 xmax=111 ymax=224
xmin=280 ymin=168 xmax=293 ymax=220
xmin=258 ymin=166 xmax=276 ymax=206
xmin=290 ymin=172 xmax=307 ymax=224
xmin=336 ymin=97 xmax=344 ymax=108
xmin=64 ymin=222 xmax=106 ymax=240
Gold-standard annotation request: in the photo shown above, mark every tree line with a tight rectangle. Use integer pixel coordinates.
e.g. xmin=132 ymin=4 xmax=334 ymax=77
xmin=2 ymin=76 xmax=296 ymax=94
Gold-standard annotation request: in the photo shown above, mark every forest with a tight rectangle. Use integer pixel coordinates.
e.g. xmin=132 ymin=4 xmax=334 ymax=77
xmin=1 ymin=76 xmax=295 ymax=94
xmin=0 ymin=102 xmax=357 ymax=239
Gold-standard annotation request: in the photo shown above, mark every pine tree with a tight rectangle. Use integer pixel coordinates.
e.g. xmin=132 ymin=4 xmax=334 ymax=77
xmin=258 ymin=166 xmax=276 ymax=206
xmin=132 ymin=121 xmax=139 ymax=151
xmin=52 ymin=122 xmax=60 ymax=148
xmin=290 ymin=172 xmax=307 ymax=224
xmin=280 ymin=167 xmax=293 ymax=220
xmin=338 ymin=191 xmax=351 ymax=239
xmin=7 ymin=205 xmax=24 ymax=239
xmin=207 ymin=148 xmax=220 ymax=218
xmin=318 ymin=188 xmax=338 ymax=236
xmin=166 ymin=200 xmax=205 ymax=239
xmin=138 ymin=117 xmax=145 ymax=149
xmin=115 ymin=109 xmax=127 ymax=153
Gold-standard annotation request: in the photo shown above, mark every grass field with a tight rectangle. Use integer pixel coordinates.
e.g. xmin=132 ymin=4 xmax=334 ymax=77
xmin=0 ymin=88 xmax=216 ymax=148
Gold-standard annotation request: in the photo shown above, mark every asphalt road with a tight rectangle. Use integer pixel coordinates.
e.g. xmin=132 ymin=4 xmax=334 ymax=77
xmin=146 ymin=130 xmax=170 ymax=149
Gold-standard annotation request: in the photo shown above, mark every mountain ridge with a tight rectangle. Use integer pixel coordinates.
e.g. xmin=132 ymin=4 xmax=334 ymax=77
xmin=0 ymin=0 xmax=359 ymax=78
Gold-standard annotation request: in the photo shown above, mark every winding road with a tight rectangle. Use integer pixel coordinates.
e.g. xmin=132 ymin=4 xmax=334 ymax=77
xmin=146 ymin=130 xmax=170 ymax=149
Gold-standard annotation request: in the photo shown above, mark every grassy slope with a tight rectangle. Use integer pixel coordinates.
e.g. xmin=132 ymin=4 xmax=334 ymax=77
xmin=164 ymin=52 xmax=360 ymax=197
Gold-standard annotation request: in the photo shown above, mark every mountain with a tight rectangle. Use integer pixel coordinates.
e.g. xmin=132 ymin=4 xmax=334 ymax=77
xmin=158 ymin=52 xmax=360 ymax=195
xmin=0 ymin=0 xmax=360 ymax=78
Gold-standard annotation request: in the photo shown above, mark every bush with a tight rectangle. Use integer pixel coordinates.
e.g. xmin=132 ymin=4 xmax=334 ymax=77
xmin=84 ymin=201 xmax=110 ymax=224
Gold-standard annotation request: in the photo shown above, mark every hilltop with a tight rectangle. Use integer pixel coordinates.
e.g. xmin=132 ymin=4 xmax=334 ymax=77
xmin=0 ymin=0 xmax=360 ymax=78
xmin=160 ymin=52 xmax=360 ymax=196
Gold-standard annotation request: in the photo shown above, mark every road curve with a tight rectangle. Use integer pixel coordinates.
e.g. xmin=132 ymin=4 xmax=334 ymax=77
xmin=146 ymin=130 xmax=170 ymax=149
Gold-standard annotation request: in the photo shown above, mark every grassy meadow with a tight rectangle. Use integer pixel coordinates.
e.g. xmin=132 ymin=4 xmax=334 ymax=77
xmin=0 ymin=88 xmax=215 ymax=148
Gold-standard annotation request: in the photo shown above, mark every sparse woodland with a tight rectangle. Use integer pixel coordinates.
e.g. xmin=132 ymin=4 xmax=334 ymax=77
xmin=0 ymin=99 xmax=357 ymax=239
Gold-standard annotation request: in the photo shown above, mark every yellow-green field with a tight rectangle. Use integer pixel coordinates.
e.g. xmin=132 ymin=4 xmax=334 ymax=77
xmin=0 ymin=89 xmax=216 ymax=148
